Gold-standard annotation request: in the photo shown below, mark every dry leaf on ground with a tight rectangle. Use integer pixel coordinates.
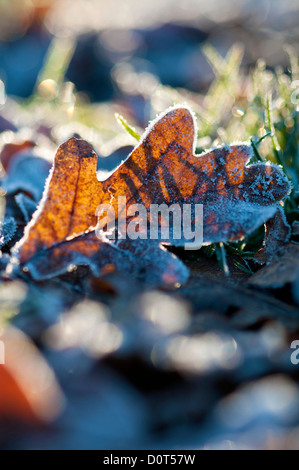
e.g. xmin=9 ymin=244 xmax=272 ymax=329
xmin=10 ymin=107 xmax=290 ymax=285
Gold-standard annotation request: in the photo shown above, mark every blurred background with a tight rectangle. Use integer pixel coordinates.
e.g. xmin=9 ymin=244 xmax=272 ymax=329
xmin=0 ymin=0 xmax=298 ymax=100
xmin=0 ymin=0 xmax=298 ymax=170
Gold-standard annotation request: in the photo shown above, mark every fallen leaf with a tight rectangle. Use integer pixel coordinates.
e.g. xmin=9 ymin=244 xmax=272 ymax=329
xmin=0 ymin=216 xmax=17 ymax=249
xmin=249 ymin=243 xmax=299 ymax=293
xmin=98 ymin=106 xmax=290 ymax=245
xmin=2 ymin=153 xmax=51 ymax=202
xmin=182 ymin=273 xmax=299 ymax=330
xmin=10 ymin=135 xmax=187 ymax=286
xmin=292 ymin=221 xmax=299 ymax=236
xmin=22 ymin=236 xmax=189 ymax=287
xmin=255 ymin=206 xmax=291 ymax=264
xmin=11 ymin=106 xmax=290 ymax=284
xmin=15 ymin=138 xmax=100 ymax=264
xmin=0 ymin=324 xmax=64 ymax=424
xmin=0 ymin=140 xmax=36 ymax=172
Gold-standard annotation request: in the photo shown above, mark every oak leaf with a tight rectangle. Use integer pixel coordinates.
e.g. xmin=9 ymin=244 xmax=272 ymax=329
xmin=11 ymin=106 xmax=290 ymax=284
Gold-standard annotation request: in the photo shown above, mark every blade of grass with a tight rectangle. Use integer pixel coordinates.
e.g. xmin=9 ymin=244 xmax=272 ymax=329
xmin=233 ymin=259 xmax=254 ymax=275
xmin=115 ymin=113 xmax=140 ymax=141
xmin=215 ymin=243 xmax=230 ymax=276
xmin=226 ymin=245 xmax=256 ymax=259
xmin=34 ymin=37 xmax=75 ymax=99
xmin=284 ymin=45 xmax=299 ymax=81
xmin=265 ymin=93 xmax=285 ymax=169
xmin=250 ymin=137 xmax=264 ymax=162
xmin=255 ymin=132 xmax=272 ymax=146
